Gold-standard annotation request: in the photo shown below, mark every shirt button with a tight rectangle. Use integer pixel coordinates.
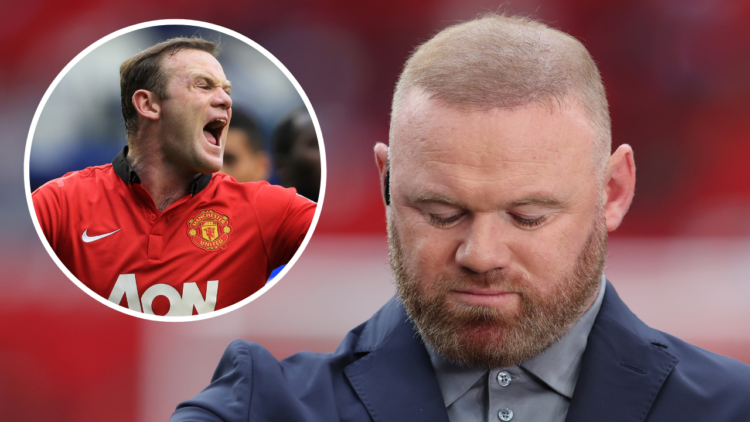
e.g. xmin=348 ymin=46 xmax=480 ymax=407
xmin=498 ymin=408 xmax=514 ymax=421
xmin=497 ymin=371 xmax=511 ymax=386
xmin=149 ymin=214 xmax=156 ymax=221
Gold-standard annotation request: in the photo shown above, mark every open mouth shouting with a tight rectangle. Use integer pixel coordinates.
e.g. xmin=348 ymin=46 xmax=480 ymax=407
xmin=203 ymin=118 xmax=228 ymax=146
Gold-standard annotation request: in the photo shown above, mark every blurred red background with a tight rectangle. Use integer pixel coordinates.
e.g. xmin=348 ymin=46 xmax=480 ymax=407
xmin=2 ymin=0 xmax=750 ymax=421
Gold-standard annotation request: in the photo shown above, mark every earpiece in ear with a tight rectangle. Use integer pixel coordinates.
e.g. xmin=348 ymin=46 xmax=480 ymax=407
xmin=384 ymin=168 xmax=391 ymax=206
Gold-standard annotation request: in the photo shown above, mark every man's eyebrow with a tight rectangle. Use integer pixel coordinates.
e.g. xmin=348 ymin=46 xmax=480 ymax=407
xmin=411 ymin=192 xmax=564 ymax=209
xmin=412 ymin=192 xmax=467 ymax=208
xmin=509 ymin=195 xmax=564 ymax=208
xmin=195 ymin=74 xmax=232 ymax=93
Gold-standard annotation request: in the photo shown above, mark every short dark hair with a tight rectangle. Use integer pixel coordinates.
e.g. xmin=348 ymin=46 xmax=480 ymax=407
xmin=228 ymin=109 xmax=264 ymax=152
xmin=120 ymin=37 xmax=220 ymax=138
xmin=272 ymin=106 xmax=312 ymax=158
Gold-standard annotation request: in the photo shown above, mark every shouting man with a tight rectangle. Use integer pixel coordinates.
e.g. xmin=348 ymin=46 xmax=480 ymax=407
xmin=32 ymin=38 xmax=316 ymax=317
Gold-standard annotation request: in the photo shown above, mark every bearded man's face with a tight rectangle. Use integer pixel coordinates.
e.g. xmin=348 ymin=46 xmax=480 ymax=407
xmin=389 ymin=208 xmax=606 ymax=368
xmin=383 ymin=92 xmax=608 ymax=368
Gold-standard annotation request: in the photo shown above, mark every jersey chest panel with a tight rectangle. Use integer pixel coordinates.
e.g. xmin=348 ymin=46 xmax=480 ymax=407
xmin=59 ymin=186 xmax=268 ymax=316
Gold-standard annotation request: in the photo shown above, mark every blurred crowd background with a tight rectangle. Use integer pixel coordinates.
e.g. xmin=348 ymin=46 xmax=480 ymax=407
xmin=2 ymin=0 xmax=750 ymax=421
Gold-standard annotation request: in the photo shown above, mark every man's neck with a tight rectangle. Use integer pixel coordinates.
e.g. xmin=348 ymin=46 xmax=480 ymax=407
xmin=127 ymin=140 xmax=201 ymax=212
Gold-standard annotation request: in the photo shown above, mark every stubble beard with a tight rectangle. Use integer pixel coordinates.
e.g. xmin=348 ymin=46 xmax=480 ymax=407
xmin=389 ymin=208 xmax=607 ymax=369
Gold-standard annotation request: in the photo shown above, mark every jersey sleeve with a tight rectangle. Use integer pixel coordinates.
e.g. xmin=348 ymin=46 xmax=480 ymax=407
xmin=31 ymin=180 xmax=65 ymax=252
xmin=251 ymin=183 xmax=316 ymax=269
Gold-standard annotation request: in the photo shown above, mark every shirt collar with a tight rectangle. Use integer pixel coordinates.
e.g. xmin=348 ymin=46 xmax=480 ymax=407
xmin=426 ymin=343 xmax=486 ymax=407
xmin=111 ymin=145 xmax=212 ymax=195
xmin=427 ymin=274 xmax=607 ymax=406
xmin=520 ymin=274 xmax=606 ymax=398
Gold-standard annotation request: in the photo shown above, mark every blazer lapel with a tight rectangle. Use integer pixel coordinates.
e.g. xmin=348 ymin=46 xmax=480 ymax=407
xmin=344 ymin=299 xmax=449 ymax=422
xmin=565 ymin=283 xmax=679 ymax=422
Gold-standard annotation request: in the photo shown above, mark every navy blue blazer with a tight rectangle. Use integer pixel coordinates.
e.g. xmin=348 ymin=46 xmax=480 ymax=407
xmin=171 ymin=282 xmax=750 ymax=421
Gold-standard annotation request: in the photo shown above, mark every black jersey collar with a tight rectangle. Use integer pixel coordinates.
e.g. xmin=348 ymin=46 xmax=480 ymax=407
xmin=112 ymin=146 xmax=212 ymax=195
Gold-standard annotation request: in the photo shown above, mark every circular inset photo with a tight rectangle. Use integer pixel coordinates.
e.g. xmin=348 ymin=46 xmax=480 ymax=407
xmin=24 ymin=20 xmax=325 ymax=321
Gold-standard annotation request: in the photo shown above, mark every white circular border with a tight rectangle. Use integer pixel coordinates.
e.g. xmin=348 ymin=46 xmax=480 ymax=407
xmin=23 ymin=19 xmax=327 ymax=322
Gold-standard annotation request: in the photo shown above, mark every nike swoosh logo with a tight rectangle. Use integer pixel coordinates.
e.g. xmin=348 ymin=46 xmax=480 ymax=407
xmin=82 ymin=228 xmax=121 ymax=243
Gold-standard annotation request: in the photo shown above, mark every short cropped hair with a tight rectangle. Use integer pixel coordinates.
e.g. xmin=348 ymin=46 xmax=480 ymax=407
xmin=391 ymin=14 xmax=611 ymax=177
xmin=120 ymin=37 xmax=220 ymax=138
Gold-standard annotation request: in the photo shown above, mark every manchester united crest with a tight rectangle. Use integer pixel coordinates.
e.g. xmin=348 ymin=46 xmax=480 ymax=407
xmin=187 ymin=209 xmax=232 ymax=251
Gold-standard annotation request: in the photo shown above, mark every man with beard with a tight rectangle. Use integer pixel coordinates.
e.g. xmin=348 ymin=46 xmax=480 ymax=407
xmin=171 ymin=14 xmax=750 ymax=421
xmin=32 ymin=37 xmax=316 ymax=316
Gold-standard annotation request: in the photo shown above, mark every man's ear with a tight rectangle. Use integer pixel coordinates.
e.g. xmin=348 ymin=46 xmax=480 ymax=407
xmin=603 ymin=144 xmax=636 ymax=231
xmin=374 ymin=142 xmax=389 ymax=206
xmin=132 ymin=89 xmax=161 ymax=122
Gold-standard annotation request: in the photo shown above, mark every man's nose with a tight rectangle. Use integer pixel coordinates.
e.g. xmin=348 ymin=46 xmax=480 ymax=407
xmin=213 ymin=88 xmax=232 ymax=110
xmin=455 ymin=213 xmax=512 ymax=273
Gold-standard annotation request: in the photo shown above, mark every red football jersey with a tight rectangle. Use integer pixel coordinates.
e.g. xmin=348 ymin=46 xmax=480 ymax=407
xmin=32 ymin=148 xmax=316 ymax=317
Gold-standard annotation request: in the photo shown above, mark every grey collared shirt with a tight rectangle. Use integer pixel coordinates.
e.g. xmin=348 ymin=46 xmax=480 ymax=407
xmin=427 ymin=276 xmax=606 ymax=422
